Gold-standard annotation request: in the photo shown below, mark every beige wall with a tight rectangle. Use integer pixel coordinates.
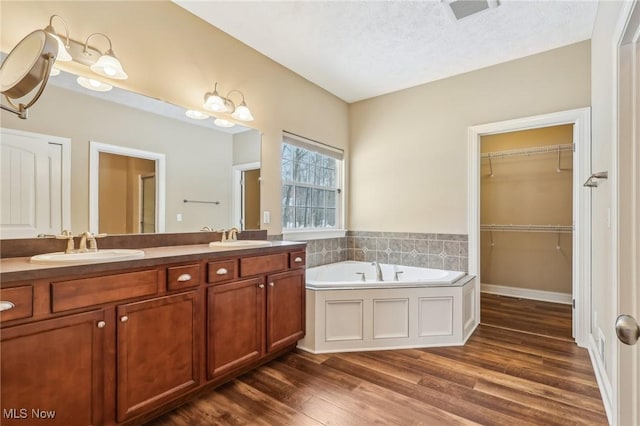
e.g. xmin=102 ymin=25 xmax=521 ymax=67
xmin=233 ymin=131 xmax=261 ymax=166
xmin=480 ymin=126 xmax=573 ymax=294
xmin=349 ymin=41 xmax=590 ymax=234
xmin=0 ymin=1 xmax=349 ymax=236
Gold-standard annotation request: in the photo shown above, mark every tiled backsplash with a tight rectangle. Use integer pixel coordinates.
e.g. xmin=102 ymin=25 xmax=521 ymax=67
xmin=302 ymin=231 xmax=468 ymax=271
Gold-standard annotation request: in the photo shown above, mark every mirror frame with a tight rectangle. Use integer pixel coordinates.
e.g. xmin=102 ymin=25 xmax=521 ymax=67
xmin=89 ymin=141 xmax=166 ymax=234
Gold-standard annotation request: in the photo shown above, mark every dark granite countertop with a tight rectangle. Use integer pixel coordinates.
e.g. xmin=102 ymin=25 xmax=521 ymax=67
xmin=0 ymin=241 xmax=306 ymax=285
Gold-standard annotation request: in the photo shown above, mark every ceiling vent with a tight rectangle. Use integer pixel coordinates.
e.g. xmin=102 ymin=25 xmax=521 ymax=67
xmin=442 ymin=0 xmax=499 ymax=21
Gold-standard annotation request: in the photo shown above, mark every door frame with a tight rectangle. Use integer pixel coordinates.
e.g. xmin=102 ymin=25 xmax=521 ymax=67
xmin=231 ymin=161 xmax=260 ymax=230
xmin=467 ymin=107 xmax=591 ymax=347
xmin=89 ymin=141 xmax=166 ymax=234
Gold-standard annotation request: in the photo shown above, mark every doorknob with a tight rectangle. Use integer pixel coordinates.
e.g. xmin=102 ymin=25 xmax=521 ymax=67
xmin=615 ymin=315 xmax=640 ymax=345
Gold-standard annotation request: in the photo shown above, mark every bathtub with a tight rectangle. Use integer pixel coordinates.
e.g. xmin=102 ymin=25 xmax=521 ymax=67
xmin=298 ymin=261 xmax=478 ymax=354
xmin=306 ymin=261 xmax=466 ymax=290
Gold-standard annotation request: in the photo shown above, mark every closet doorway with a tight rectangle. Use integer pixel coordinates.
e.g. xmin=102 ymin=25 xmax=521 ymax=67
xmin=468 ymin=108 xmax=591 ymax=347
xmin=480 ymin=125 xmax=574 ymax=338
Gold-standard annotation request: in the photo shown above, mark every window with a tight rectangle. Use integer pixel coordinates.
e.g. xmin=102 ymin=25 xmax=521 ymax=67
xmin=281 ymin=133 xmax=343 ymax=233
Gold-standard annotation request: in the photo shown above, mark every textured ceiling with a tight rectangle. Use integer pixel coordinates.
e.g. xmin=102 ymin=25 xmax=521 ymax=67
xmin=174 ymin=0 xmax=598 ymax=103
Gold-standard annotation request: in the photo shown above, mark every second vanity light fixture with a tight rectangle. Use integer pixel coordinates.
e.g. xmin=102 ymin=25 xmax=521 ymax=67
xmin=44 ymin=15 xmax=128 ymax=92
xmin=202 ymin=82 xmax=254 ymax=122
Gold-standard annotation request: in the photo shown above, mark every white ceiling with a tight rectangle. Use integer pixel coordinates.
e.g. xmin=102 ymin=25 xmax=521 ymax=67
xmin=175 ymin=0 xmax=599 ymax=103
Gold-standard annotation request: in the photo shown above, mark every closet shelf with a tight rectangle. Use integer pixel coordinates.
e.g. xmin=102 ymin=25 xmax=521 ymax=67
xmin=480 ymin=224 xmax=573 ymax=233
xmin=480 ymin=144 xmax=573 ymax=160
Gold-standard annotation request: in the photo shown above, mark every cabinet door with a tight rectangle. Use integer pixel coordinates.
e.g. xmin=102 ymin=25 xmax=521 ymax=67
xmin=1 ymin=310 xmax=105 ymax=426
xmin=207 ymin=278 xmax=264 ymax=379
xmin=266 ymin=269 xmax=305 ymax=353
xmin=117 ymin=291 xmax=200 ymax=422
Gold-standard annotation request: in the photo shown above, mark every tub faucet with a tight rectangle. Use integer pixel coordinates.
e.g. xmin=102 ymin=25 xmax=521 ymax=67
xmin=371 ymin=261 xmax=384 ymax=281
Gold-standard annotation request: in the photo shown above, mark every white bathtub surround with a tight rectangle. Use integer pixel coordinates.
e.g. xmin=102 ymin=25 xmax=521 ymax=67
xmin=307 ymin=261 xmax=465 ymax=289
xmin=298 ymin=261 xmax=478 ymax=354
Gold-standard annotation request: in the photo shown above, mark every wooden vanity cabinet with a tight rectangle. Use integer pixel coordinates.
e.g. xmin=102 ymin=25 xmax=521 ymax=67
xmin=266 ymin=269 xmax=305 ymax=353
xmin=206 ymin=254 xmax=305 ymax=380
xmin=116 ymin=291 xmax=200 ymax=422
xmin=0 ymin=244 xmax=305 ymax=426
xmin=1 ymin=310 xmax=105 ymax=426
xmin=207 ymin=278 xmax=265 ymax=379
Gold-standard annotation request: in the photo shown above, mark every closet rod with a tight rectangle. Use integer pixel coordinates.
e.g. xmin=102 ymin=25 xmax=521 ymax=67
xmin=480 ymin=143 xmax=573 ymax=160
xmin=480 ymin=224 xmax=573 ymax=233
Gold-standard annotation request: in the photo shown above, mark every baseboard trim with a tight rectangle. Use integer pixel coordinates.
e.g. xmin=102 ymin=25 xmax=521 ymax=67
xmin=588 ymin=334 xmax=613 ymax=424
xmin=481 ymin=283 xmax=572 ymax=305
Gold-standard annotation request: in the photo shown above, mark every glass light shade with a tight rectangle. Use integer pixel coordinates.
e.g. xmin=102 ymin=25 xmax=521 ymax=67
xmin=203 ymin=93 xmax=226 ymax=112
xmin=77 ymin=76 xmax=112 ymax=92
xmin=231 ymin=103 xmax=254 ymax=122
xmin=50 ymin=67 xmax=61 ymax=76
xmin=90 ymin=52 xmax=128 ymax=80
xmin=185 ymin=110 xmax=209 ymax=120
xmin=49 ymin=32 xmax=72 ymax=62
xmin=214 ymin=118 xmax=235 ymax=128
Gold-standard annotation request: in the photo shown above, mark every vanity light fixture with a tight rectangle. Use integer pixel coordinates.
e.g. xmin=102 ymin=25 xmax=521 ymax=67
xmin=43 ymin=15 xmax=72 ymax=62
xmin=77 ymin=76 xmax=112 ymax=92
xmin=84 ymin=33 xmax=128 ymax=80
xmin=42 ymin=15 xmax=129 ymax=84
xmin=202 ymin=82 xmax=254 ymax=122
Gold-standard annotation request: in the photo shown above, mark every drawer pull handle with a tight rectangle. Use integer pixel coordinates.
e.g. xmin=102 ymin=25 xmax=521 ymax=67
xmin=294 ymin=257 xmax=303 ymax=263
xmin=97 ymin=321 xmax=106 ymax=329
xmin=0 ymin=301 xmax=15 ymax=311
xmin=120 ymin=316 xmax=129 ymax=323
xmin=269 ymin=282 xmax=274 ymax=287
xmin=258 ymin=284 xmax=265 ymax=289
xmin=216 ymin=268 xmax=228 ymax=275
xmin=177 ymin=273 xmax=192 ymax=282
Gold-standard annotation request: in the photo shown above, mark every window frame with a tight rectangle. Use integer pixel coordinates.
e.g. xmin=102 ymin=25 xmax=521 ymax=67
xmin=281 ymin=133 xmax=346 ymax=241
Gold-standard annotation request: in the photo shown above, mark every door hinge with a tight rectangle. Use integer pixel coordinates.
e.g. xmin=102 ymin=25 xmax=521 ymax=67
xmin=572 ymin=299 xmax=576 ymax=309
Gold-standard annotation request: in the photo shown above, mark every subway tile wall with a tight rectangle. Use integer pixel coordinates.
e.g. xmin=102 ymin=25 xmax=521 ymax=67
xmin=302 ymin=231 xmax=468 ymax=271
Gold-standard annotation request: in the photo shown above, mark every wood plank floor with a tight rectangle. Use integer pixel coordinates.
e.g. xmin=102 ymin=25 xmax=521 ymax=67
xmin=149 ymin=294 xmax=606 ymax=425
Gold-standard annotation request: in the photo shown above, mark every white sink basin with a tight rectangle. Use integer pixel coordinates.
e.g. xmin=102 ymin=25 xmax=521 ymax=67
xmin=208 ymin=240 xmax=272 ymax=250
xmin=30 ymin=249 xmax=145 ymax=265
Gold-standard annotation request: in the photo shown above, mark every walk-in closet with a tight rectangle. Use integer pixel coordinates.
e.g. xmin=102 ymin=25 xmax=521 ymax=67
xmin=480 ymin=125 xmax=574 ymax=318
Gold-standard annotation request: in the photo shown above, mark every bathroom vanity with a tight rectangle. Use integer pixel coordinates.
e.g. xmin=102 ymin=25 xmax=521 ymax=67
xmin=0 ymin=239 xmax=306 ymax=426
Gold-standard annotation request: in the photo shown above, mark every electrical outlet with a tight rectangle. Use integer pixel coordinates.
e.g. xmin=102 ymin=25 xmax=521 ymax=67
xmin=263 ymin=211 xmax=270 ymax=224
xmin=176 ymin=213 xmax=183 ymax=222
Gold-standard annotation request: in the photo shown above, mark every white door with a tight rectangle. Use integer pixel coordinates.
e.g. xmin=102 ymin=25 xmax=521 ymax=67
xmin=0 ymin=129 xmax=70 ymax=238
xmin=616 ymin=3 xmax=639 ymax=424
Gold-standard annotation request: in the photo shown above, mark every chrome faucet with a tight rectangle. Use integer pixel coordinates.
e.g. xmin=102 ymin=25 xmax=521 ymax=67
xmin=371 ymin=261 xmax=384 ymax=281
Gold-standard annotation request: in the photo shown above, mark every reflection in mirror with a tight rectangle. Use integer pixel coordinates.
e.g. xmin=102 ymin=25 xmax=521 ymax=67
xmin=0 ymin=67 xmax=262 ymax=238
xmin=90 ymin=142 xmax=165 ymax=235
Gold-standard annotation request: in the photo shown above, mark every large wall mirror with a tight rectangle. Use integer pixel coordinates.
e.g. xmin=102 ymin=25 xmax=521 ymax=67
xmin=0 ymin=68 xmax=262 ymax=238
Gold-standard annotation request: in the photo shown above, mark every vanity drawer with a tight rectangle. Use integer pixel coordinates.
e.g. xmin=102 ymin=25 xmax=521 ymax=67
xmin=51 ymin=270 xmax=159 ymax=312
xmin=207 ymin=260 xmax=237 ymax=284
xmin=289 ymin=251 xmax=306 ymax=269
xmin=167 ymin=264 xmax=201 ymax=291
xmin=240 ymin=253 xmax=288 ymax=277
xmin=0 ymin=285 xmax=33 ymax=323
